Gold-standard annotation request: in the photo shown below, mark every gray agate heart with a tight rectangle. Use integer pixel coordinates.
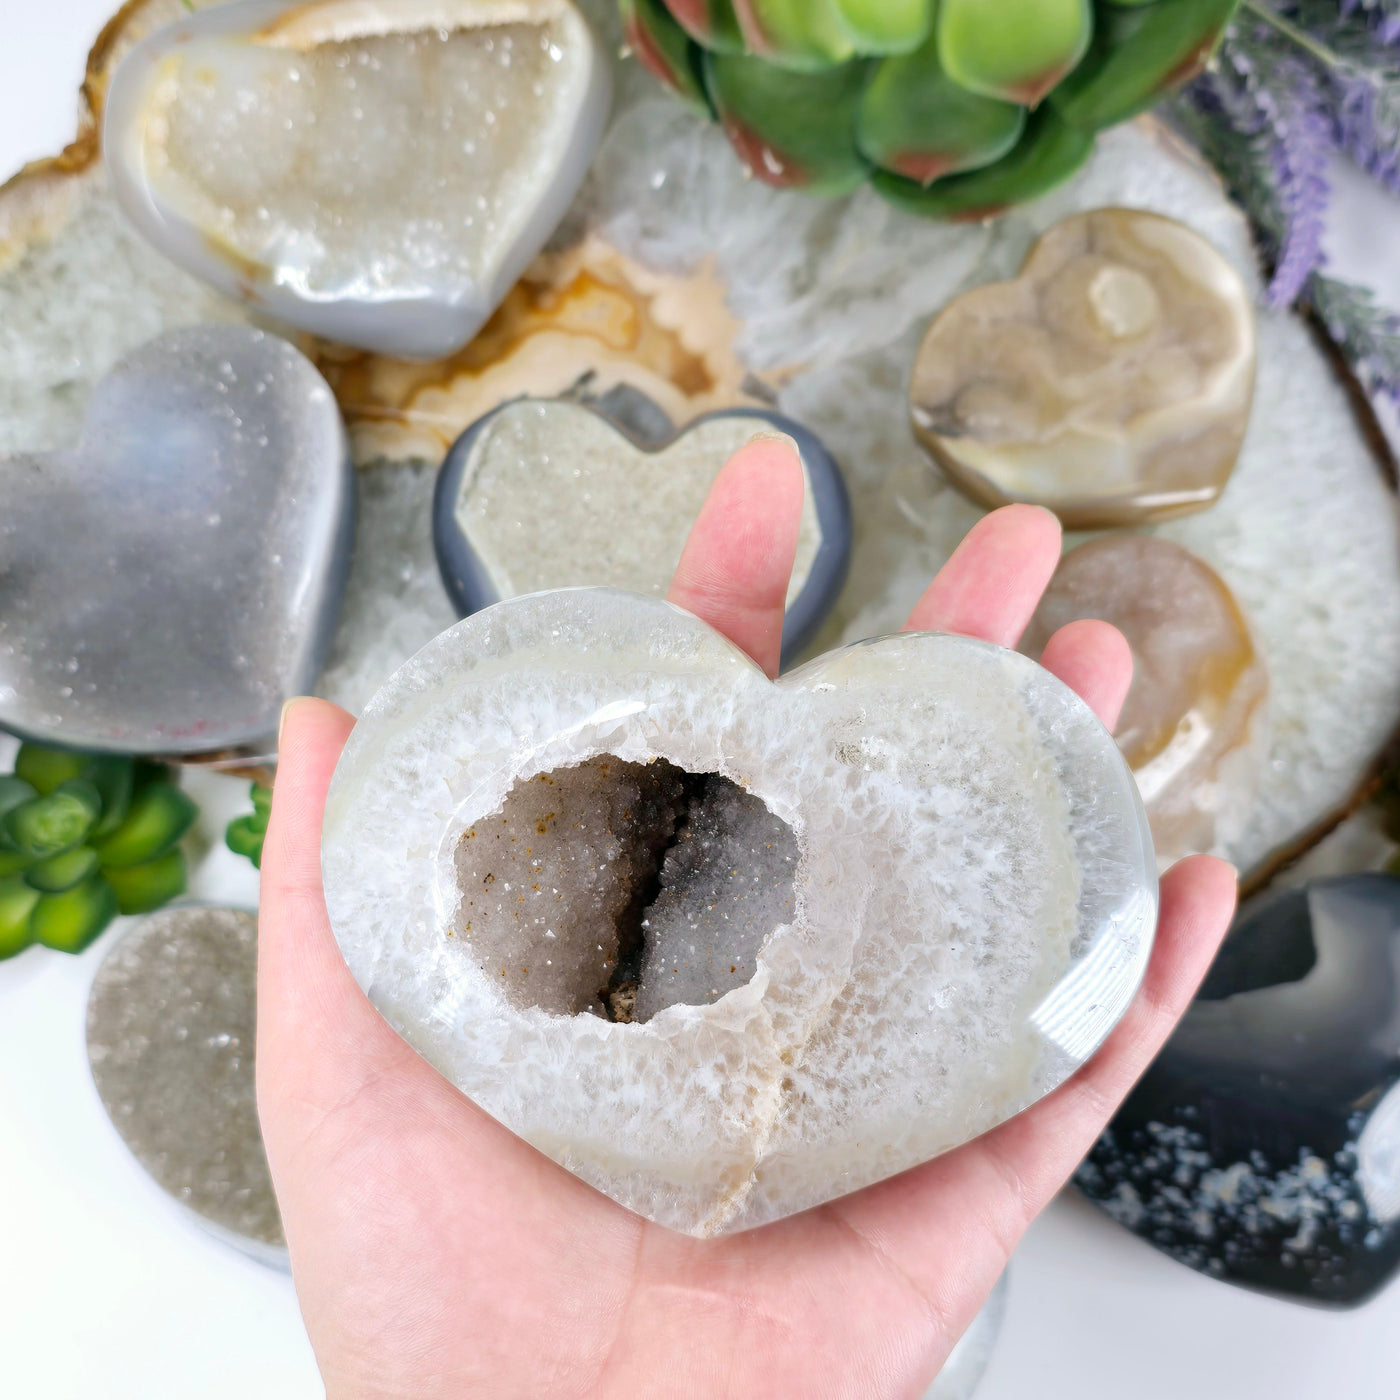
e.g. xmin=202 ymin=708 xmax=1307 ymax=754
xmin=103 ymin=0 xmax=612 ymax=359
xmin=0 ymin=325 xmax=353 ymax=754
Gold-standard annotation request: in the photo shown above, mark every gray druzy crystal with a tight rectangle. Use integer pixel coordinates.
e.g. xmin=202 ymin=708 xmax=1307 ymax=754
xmin=86 ymin=907 xmax=286 ymax=1267
xmin=635 ymin=778 xmax=799 ymax=1025
xmin=323 ymin=589 xmax=1156 ymax=1236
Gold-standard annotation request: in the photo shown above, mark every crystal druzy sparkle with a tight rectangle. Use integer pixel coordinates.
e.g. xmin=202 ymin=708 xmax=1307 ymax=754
xmin=322 ymin=588 xmax=1157 ymax=1236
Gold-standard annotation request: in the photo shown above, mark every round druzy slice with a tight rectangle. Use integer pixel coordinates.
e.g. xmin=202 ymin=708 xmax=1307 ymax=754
xmin=322 ymin=589 xmax=1157 ymax=1236
xmin=86 ymin=906 xmax=286 ymax=1268
xmin=1023 ymin=534 xmax=1270 ymax=868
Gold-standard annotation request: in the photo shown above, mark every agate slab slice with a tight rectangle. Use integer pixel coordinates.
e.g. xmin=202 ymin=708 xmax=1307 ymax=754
xmin=86 ymin=906 xmax=287 ymax=1268
xmin=432 ymin=398 xmax=853 ymax=663
xmin=1023 ymin=535 xmax=1270 ymax=868
xmin=1077 ymin=874 xmax=1400 ymax=1306
xmin=323 ymin=589 xmax=1157 ymax=1236
xmin=910 ymin=208 xmax=1256 ymax=529
xmin=0 ymin=324 xmax=353 ymax=755
xmin=103 ymin=0 xmax=612 ymax=358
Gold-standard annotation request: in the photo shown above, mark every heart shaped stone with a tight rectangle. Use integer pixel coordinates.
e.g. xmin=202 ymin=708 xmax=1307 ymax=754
xmin=1077 ymin=874 xmax=1400 ymax=1306
xmin=323 ymin=589 xmax=1156 ymax=1236
xmin=432 ymin=397 xmax=852 ymax=662
xmin=87 ymin=905 xmax=286 ymax=1269
xmin=0 ymin=325 xmax=353 ymax=754
xmin=103 ymin=0 xmax=612 ymax=358
xmin=909 ymin=208 xmax=1256 ymax=529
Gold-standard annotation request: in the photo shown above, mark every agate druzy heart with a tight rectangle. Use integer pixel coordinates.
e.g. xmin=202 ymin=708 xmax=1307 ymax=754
xmin=323 ymin=589 xmax=1157 ymax=1236
xmin=87 ymin=906 xmax=286 ymax=1268
xmin=1077 ymin=874 xmax=1400 ymax=1306
xmin=104 ymin=0 xmax=611 ymax=358
xmin=432 ymin=399 xmax=852 ymax=662
xmin=0 ymin=325 xmax=353 ymax=754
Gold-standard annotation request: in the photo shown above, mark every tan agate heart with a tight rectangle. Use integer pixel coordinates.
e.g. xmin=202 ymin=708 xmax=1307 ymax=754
xmin=910 ymin=208 xmax=1256 ymax=529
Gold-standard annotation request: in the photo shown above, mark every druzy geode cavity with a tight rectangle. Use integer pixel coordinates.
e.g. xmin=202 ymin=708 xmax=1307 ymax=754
xmin=87 ymin=906 xmax=286 ymax=1267
xmin=1077 ymin=874 xmax=1400 ymax=1306
xmin=910 ymin=208 xmax=1256 ymax=529
xmin=323 ymin=589 xmax=1157 ymax=1236
xmin=104 ymin=0 xmax=611 ymax=358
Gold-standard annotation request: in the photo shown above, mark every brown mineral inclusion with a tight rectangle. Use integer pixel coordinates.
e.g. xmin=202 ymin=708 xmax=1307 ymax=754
xmin=1023 ymin=534 xmax=1269 ymax=866
xmin=910 ymin=208 xmax=1257 ymax=529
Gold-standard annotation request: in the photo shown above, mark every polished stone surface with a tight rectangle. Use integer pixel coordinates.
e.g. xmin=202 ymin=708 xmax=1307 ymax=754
xmin=1077 ymin=874 xmax=1400 ymax=1306
xmin=86 ymin=905 xmax=286 ymax=1268
xmin=104 ymin=0 xmax=611 ymax=358
xmin=323 ymin=588 xmax=1156 ymax=1236
xmin=1023 ymin=535 xmax=1269 ymax=867
xmin=910 ymin=208 xmax=1256 ymax=529
xmin=432 ymin=397 xmax=851 ymax=663
xmin=0 ymin=324 xmax=353 ymax=754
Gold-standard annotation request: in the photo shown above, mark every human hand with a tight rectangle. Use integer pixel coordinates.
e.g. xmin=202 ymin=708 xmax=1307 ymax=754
xmin=258 ymin=438 xmax=1237 ymax=1399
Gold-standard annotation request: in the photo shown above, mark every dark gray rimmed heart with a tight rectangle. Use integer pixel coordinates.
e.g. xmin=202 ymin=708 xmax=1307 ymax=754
xmin=1077 ymin=873 xmax=1400 ymax=1307
xmin=432 ymin=397 xmax=852 ymax=664
xmin=0 ymin=325 xmax=353 ymax=754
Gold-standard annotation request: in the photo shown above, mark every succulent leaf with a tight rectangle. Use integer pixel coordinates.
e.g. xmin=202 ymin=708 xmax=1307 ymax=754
xmin=90 ymin=781 xmax=197 ymax=868
xmin=24 ymin=845 xmax=101 ymax=894
xmin=85 ymin=755 xmax=137 ymax=840
xmin=858 ymin=32 xmax=1026 ymax=183
xmin=664 ymin=0 xmax=745 ymax=51
xmin=938 ymin=0 xmax=1094 ymax=105
xmin=830 ymin=0 xmax=935 ymax=53
xmin=14 ymin=744 xmax=89 ymax=796
xmin=0 ymin=875 xmax=41 ymax=959
xmin=1052 ymin=0 xmax=1239 ymax=130
xmin=704 ymin=49 xmax=872 ymax=192
xmin=103 ymin=849 xmax=187 ymax=916
xmin=731 ymin=0 xmax=856 ymax=69
xmin=31 ymin=875 xmax=119 ymax=954
xmin=624 ymin=0 xmax=710 ymax=107
xmin=873 ymin=104 xmax=1094 ymax=216
xmin=4 ymin=781 xmax=102 ymax=859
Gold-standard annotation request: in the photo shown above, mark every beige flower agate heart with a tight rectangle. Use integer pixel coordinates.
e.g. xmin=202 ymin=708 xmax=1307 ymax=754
xmin=910 ymin=208 xmax=1256 ymax=530
xmin=323 ymin=590 xmax=1157 ymax=1235
xmin=104 ymin=0 xmax=611 ymax=357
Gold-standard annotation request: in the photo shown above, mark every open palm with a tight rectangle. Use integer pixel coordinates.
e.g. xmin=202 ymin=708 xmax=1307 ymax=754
xmin=258 ymin=438 xmax=1237 ymax=1399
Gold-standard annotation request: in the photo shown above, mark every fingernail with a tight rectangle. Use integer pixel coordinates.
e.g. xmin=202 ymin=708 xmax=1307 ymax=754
xmin=278 ymin=696 xmax=307 ymax=748
xmin=746 ymin=429 xmax=798 ymax=451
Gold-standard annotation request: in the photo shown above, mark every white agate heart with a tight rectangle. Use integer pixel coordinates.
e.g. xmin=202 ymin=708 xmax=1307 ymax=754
xmin=322 ymin=589 xmax=1157 ymax=1236
xmin=104 ymin=0 xmax=612 ymax=358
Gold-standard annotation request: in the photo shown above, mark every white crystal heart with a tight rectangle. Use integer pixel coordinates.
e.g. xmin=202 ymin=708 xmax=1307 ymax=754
xmin=0 ymin=325 xmax=353 ymax=754
xmin=324 ymin=589 xmax=1156 ymax=1235
xmin=103 ymin=0 xmax=612 ymax=358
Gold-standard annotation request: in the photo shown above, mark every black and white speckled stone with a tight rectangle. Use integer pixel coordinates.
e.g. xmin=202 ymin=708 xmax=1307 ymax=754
xmin=86 ymin=905 xmax=286 ymax=1268
xmin=1077 ymin=873 xmax=1400 ymax=1306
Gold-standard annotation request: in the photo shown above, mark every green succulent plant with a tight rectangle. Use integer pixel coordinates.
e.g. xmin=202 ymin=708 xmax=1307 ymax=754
xmin=620 ymin=0 xmax=1239 ymax=215
xmin=0 ymin=744 xmax=197 ymax=959
xmin=225 ymin=782 xmax=272 ymax=871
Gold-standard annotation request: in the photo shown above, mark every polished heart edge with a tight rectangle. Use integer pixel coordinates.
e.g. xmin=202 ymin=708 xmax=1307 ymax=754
xmin=102 ymin=0 xmax=614 ymax=359
xmin=431 ymin=401 xmax=854 ymax=666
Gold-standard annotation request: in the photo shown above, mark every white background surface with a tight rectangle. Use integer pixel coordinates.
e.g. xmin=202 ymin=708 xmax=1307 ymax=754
xmin=2 ymin=3 xmax=1400 ymax=1396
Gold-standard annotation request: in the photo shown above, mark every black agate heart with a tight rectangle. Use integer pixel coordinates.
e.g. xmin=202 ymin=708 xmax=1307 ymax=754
xmin=1077 ymin=873 xmax=1400 ymax=1306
